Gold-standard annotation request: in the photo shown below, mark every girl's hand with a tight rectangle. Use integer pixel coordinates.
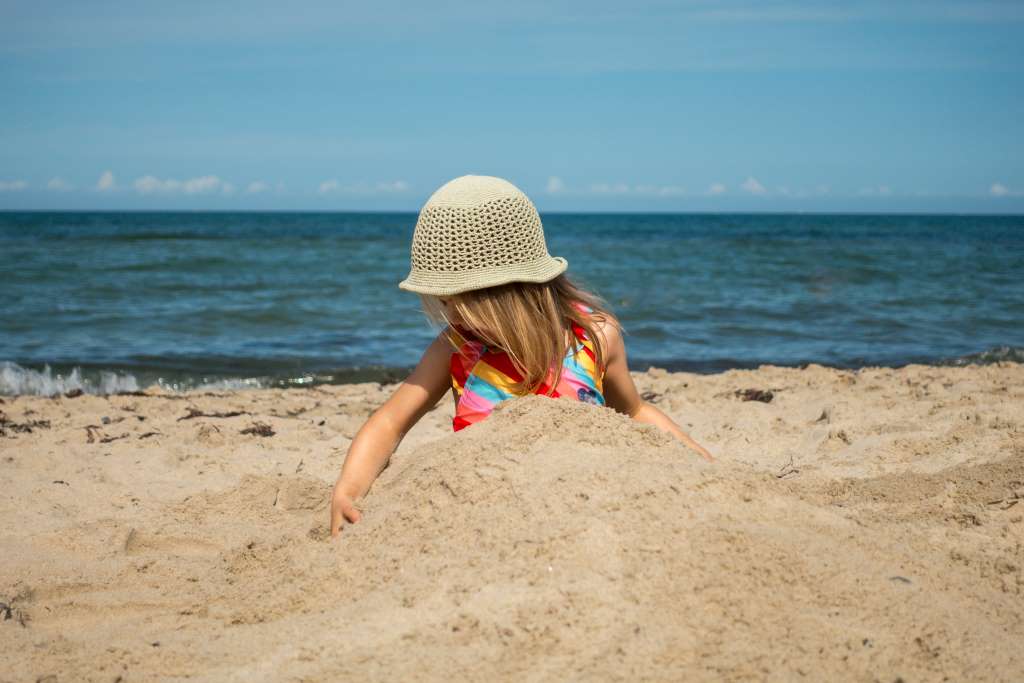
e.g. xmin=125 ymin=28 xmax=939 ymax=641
xmin=326 ymin=333 xmax=453 ymax=539
xmin=330 ymin=480 xmax=362 ymax=538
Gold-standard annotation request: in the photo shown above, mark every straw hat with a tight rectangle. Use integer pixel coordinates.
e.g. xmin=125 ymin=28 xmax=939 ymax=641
xmin=398 ymin=175 xmax=568 ymax=296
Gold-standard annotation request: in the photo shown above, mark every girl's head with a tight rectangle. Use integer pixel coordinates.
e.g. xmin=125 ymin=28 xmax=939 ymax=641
xmin=399 ymin=175 xmax=618 ymax=392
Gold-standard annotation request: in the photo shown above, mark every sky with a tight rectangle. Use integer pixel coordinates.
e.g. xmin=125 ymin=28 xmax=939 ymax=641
xmin=1 ymin=0 xmax=1023 ymax=213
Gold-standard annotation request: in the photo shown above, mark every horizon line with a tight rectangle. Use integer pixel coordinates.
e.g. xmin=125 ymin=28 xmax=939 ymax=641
xmin=2 ymin=208 xmax=1023 ymax=218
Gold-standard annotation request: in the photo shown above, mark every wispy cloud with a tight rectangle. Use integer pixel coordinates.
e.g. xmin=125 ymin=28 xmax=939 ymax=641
xmin=246 ymin=181 xmax=270 ymax=194
xmin=0 ymin=179 xmax=28 ymax=192
xmin=96 ymin=170 xmax=116 ymax=192
xmin=706 ymin=183 xmax=727 ymax=196
xmin=546 ymin=176 xmax=565 ymax=194
xmin=377 ymin=180 xmax=409 ymax=193
xmin=588 ymin=182 xmax=685 ymax=196
xmin=133 ymin=174 xmax=233 ymax=195
xmin=47 ymin=177 xmax=74 ymax=191
xmin=318 ymin=179 xmax=341 ymax=195
xmin=590 ymin=182 xmax=631 ymax=195
xmin=741 ymin=176 xmax=768 ymax=195
xmin=634 ymin=184 xmax=686 ymax=197
xmin=990 ymin=182 xmax=1011 ymax=197
xmin=776 ymin=184 xmax=832 ymax=198
xmin=858 ymin=185 xmax=893 ymax=196
xmin=317 ymin=179 xmax=410 ymax=195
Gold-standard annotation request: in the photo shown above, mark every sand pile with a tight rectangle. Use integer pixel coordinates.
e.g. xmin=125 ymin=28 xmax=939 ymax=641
xmin=2 ymin=364 xmax=1023 ymax=681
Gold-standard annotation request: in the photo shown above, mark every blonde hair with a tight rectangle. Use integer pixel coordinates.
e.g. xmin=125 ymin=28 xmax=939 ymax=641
xmin=422 ymin=275 xmax=619 ymax=395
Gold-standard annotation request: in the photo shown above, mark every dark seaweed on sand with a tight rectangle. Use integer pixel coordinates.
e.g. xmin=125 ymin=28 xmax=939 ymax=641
xmin=0 ymin=411 xmax=52 ymax=436
xmin=241 ymin=421 xmax=275 ymax=437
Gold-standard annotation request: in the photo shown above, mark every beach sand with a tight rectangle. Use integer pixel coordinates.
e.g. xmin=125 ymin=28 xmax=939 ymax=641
xmin=2 ymin=363 xmax=1022 ymax=681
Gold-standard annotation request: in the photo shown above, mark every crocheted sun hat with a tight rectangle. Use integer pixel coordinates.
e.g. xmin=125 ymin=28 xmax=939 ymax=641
xmin=398 ymin=175 xmax=568 ymax=297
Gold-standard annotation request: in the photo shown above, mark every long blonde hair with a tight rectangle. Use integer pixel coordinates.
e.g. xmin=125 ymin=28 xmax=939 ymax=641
xmin=422 ymin=275 xmax=619 ymax=395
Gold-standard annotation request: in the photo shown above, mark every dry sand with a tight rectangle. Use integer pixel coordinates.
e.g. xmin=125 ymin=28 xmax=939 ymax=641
xmin=1 ymin=363 xmax=1022 ymax=681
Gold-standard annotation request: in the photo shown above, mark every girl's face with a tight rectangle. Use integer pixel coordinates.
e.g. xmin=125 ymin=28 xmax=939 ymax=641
xmin=438 ymin=297 xmax=463 ymax=326
xmin=439 ymin=296 xmax=495 ymax=339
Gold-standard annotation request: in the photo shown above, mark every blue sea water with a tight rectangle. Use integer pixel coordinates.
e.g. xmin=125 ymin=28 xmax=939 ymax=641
xmin=1 ymin=211 xmax=1022 ymax=394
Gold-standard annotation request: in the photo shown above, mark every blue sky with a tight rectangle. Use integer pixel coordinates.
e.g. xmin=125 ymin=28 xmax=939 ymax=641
xmin=2 ymin=0 xmax=1023 ymax=212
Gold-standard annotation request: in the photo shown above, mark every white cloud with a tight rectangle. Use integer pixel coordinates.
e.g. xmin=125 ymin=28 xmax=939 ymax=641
xmin=134 ymin=174 xmax=230 ymax=195
xmin=586 ymin=182 xmax=686 ymax=197
xmin=96 ymin=170 xmax=116 ymax=191
xmin=0 ymin=179 xmax=28 ymax=192
xmin=546 ymin=176 xmax=565 ymax=194
xmin=134 ymin=175 xmax=175 ymax=194
xmin=47 ymin=177 xmax=74 ymax=191
xmin=181 ymin=175 xmax=222 ymax=195
xmin=318 ymin=179 xmax=410 ymax=195
xmin=376 ymin=180 xmax=409 ymax=193
xmin=590 ymin=182 xmax=630 ymax=195
xmin=990 ymin=183 xmax=1010 ymax=197
xmin=318 ymin=179 xmax=341 ymax=195
xmin=246 ymin=181 xmax=270 ymax=194
xmin=706 ymin=183 xmax=727 ymax=196
xmin=775 ymin=185 xmax=833 ymax=198
xmin=635 ymin=184 xmax=686 ymax=197
xmin=741 ymin=176 xmax=768 ymax=195
xmin=858 ymin=185 xmax=894 ymax=197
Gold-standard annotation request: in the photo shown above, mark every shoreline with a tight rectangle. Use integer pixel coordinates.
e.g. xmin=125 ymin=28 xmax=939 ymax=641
xmin=2 ymin=347 xmax=1023 ymax=396
xmin=4 ymin=362 xmax=1023 ymax=679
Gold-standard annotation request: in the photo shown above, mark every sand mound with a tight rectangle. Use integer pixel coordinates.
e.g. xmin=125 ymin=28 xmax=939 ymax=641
xmin=3 ymin=367 xmax=1023 ymax=681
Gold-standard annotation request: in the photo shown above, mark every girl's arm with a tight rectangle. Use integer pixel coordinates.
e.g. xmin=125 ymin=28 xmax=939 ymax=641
xmin=330 ymin=333 xmax=453 ymax=537
xmin=597 ymin=322 xmax=714 ymax=462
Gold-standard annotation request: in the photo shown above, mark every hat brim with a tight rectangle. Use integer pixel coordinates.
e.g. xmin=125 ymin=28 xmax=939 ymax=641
xmin=399 ymin=255 xmax=568 ymax=297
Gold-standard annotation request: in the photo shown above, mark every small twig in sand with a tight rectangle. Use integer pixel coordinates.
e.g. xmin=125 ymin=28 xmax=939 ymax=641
xmin=99 ymin=433 xmax=130 ymax=444
xmin=986 ymin=496 xmax=1020 ymax=511
xmin=776 ymin=455 xmax=800 ymax=479
xmin=439 ymin=479 xmax=459 ymax=498
xmin=178 ymin=407 xmax=249 ymax=421
xmin=85 ymin=425 xmax=103 ymax=443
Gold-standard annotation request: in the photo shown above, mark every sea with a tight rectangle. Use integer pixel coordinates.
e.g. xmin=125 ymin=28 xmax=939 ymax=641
xmin=1 ymin=211 xmax=1022 ymax=395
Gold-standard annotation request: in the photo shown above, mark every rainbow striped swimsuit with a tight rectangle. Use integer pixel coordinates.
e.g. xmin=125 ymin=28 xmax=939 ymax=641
xmin=448 ymin=320 xmax=605 ymax=432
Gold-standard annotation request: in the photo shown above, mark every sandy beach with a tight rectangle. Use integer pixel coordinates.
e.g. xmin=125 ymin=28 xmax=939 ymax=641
xmin=2 ymin=363 xmax=1022 ymax=681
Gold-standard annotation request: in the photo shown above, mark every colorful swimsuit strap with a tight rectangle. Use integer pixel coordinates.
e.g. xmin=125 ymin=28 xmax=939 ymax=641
xmin=447 ymin=309 xmax=605 ymax=431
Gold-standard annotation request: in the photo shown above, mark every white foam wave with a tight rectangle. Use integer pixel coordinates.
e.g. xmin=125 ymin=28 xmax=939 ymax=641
xmin=193 ymin=378 xmax=266 ymax=391
xmin=0 ymin=362 xmax=140 ymax=396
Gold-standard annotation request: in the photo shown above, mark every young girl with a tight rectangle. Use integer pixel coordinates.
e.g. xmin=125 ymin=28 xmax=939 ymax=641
xmin=330 ymin=175 xmax=713 ymax=537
